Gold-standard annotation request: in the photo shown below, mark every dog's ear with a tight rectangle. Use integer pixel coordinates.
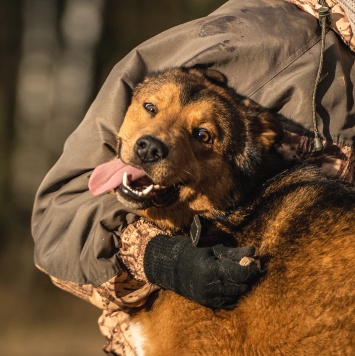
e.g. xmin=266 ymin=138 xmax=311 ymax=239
xmin=202 ymin=69 xmax=228 ymax=86
xmin=189 ymin=66 xmax=228 ymax=86
xmin=253 ymin=112 xmax=283 ymax=149
xmin=244 ymin=98 xmax=283 ymax=149
xmin=256 ymin=112 xmax=283 ymax=148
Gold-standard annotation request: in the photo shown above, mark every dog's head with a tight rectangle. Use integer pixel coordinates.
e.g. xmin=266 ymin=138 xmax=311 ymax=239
xmin=89 ymin=68 xmax=283 ymax=231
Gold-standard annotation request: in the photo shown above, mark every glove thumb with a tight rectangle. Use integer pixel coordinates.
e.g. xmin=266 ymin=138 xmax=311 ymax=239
xmin=212 ymin=245 xmax=256 ymax=263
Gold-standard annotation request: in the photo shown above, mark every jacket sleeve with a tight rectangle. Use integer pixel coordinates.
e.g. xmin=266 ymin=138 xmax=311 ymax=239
xmin=31 ymin=99 xmax=137 ymax=287
xmin=42 ymin=267 xmax=159 ymax=311
xmin=34 ymin=220 xmax=161 ymax=311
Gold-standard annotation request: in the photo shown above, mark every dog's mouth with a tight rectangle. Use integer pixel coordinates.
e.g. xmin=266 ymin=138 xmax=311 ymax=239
xmin=119 ymin=171 xmax=180 ymax=207
xmin=88 ymin=158 xmax=180 ymax=207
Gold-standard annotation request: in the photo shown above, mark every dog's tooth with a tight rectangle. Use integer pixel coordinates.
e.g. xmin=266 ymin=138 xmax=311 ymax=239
xmin=142 ymin=185 xmax=154 ymax=196
xmin=123 ymin=172 xmax=128 ymax=187
xmin=122 ymin=171 xmax=156 ymax=198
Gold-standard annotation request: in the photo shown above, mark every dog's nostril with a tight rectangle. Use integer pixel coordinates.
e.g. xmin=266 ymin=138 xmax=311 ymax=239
xmin=135 ymin=135 xmax=168 ymax=163
xmin=138 ymin=141 xmax=147 ymax=149
xmin=151 ymin=148 xmax=158 ymax=157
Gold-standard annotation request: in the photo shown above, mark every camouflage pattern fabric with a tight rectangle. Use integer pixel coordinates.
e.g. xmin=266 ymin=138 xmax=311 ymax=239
xmin=285 ymin=0 xmax=355 ymax=51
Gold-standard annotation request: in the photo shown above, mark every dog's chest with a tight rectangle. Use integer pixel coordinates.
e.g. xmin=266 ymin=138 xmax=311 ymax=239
xmin=129 ymin=322 xmax=146 ymax=356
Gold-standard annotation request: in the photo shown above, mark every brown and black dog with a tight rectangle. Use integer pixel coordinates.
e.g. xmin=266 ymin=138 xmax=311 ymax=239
xmin=90 ymin=68 xmax=355 ymax=355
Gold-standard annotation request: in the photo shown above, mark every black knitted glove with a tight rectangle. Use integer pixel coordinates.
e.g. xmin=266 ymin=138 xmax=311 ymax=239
xmin=143 ymin=235 xmax=260 ymax=309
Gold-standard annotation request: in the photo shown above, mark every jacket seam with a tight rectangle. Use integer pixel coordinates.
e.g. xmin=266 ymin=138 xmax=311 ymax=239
xmin=242 ymin=31 xmax=323 ymax=97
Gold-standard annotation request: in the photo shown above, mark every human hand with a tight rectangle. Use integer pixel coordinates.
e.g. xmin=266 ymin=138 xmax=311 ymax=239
xmin=144 ymin=235 xmax=260 ymax=309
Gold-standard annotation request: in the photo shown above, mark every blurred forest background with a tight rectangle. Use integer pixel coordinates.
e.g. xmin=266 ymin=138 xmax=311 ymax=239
xmin=0 ymin=0 xmax=225 ymax=354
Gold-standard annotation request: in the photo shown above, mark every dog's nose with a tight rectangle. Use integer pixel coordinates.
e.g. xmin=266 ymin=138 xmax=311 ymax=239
xmin=135 ymin=135 xmax=168 ymax=163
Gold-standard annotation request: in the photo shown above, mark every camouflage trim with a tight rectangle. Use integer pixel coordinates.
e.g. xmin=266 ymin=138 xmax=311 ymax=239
xmin=339 ymin=0 xmax=355 ymax=39
xmin=50 ymin=275 xmax=94 ymax=301
xmin=277 ymin=131 xmax=355 ymax=185
xmin=99 ymin=310 xmax=136 ymax=356
xmin=37 ymin=261 xmax=159 ymax=311
xmin=119 ymin=219 xmax=171 ymax=282
xmin=284 ymin=0 xmax=355 ymax=52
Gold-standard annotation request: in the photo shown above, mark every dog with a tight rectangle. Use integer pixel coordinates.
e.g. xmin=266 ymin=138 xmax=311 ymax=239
xmin=90 ymin=67 xmax=355 ymax=355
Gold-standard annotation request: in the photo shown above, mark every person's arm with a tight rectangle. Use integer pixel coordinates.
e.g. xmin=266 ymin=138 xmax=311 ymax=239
xmin=33 ymin=0 xmax=354 ymax=311
xmin=33 ymin=0 xmax=270 ymax=308
xmin=31 ymin=112 xmax=134 ymax=288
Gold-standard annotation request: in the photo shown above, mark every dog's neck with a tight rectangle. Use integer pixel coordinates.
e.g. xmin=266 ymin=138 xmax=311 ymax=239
xmin=138 ymin=202 xmax=195 ymax=235
xmin=138 ymin=191 xmax=254 ymax=238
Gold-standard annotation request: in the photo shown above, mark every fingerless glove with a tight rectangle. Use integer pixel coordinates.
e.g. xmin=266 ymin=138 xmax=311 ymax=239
xmin=144 ymin=235 xmax=260 ymax=309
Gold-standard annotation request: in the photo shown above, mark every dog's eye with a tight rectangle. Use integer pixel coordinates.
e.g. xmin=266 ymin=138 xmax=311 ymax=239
xmin=193 ymin=128 xmax=213 ymax=144
xmin=143 ymin=103 xmax=157 ymax=115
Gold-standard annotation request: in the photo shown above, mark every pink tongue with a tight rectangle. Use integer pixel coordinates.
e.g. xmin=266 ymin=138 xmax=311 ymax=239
xmin=89 ymin=159 xmax=146 ymax=196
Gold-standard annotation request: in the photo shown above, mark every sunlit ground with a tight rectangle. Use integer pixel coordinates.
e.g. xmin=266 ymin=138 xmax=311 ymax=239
xmin=0 ymin=239 xmax=105 ymax=356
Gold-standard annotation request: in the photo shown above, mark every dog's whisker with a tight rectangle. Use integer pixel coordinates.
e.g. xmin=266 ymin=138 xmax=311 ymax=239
xmin=182 ymin=170 xmax=197 ymax=180
xmin=177 ymin=179 xmax=187 ymax=187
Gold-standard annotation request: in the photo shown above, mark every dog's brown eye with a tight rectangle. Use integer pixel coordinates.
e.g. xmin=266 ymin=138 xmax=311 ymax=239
xmin=144 ymin=103 xmax=157 ymax=115
xmin=193 ymin=128 xmax=213 ymax=144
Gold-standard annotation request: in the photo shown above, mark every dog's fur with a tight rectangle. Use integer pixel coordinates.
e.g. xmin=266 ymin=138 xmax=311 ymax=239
xmin=116 ymin=68 xmax=355 ymax=355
